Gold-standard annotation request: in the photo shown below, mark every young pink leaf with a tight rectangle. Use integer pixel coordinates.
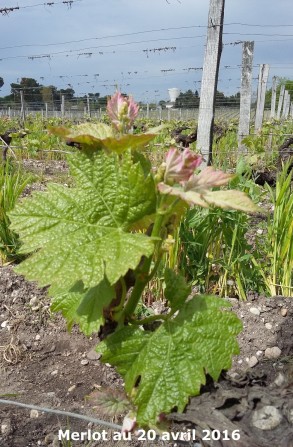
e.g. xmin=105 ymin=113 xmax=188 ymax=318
xmin=107 ymin=91 xmax=139 ymax=132
xmin=164 ymin=147 xmax=202 ymax=184
xmin=184 ymin=166 xmax=234 ymax=192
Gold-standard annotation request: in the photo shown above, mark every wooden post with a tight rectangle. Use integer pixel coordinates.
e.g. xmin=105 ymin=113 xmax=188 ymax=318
xmin=254 ymin=64 xmax=269 ymax=131
xmin=238 ymin=41 xmax=254 ymax=152
xmin=20 ymin=90 xmax=26 ymax=123
xmin=276 ymin=84 xmax=285 ymax=120
xmin=197 ymin=0 xmax=225 ymax=166
xmin=270 ymin=76 xmax=277 ymax=119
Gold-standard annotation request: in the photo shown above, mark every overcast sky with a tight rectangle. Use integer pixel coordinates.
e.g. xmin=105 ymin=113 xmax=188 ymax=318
xmin=1 ymin=0 xmax=293 ymax=103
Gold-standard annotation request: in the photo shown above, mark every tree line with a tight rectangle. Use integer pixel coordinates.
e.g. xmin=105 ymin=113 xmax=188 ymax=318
xmin=0 ymin=76 xmax=292 ymax=110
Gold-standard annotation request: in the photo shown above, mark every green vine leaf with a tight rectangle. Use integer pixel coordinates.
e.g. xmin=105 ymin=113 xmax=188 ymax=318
xmin=50 ymin=278 xmax=115 ymax=336
xmin=97 ymin=295 xmax=242 ymax=425
xmin=50 ymin=123 xmax=157 ymax=154
xmin=9 ymin=150 xmax=157 ymax=290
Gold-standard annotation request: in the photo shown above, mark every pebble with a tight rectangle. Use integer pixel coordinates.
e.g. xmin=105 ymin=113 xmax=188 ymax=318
xmin=256 ymin=350 xmax=263 ymax=356
xmin=1 ymin=320 xmax=9 ymax=328
xmin=249 ymin=307 xmax=261 ymax=316
xmin=51 ymin=369 xmax=58 ymax=376
xmin=280 ymin=308 xmax=288 ymax=317
xmin=248 ymin=356 xmax=258 ymax=368
xmin=86 ymin=349 xmax=102 ymax=361
xmin=44 ymin=433 xmax=55 ymax=444
xmin=68 ymin=385 xmax=76 ymax=393
xmin=265 ymin=322 xmax=273 ymax=330
xmin=265 ymin=346 xmax=282 ymax=359
xmin=274 ymin=372 xmax=286 ymax=387
xmin=31 ymin=305 xmax=40 ymax=311
xmin=80 ymin=359 xmax=89 ymax=366
xmin=1 ymin=418 xmax=12 ymax=435
xmin=35 ymin=334 xmax=41 ymax=341
xmin=251 ymin=406 xmax=283 ymax=430
xmin=30 ymin=409 xmax=39 ymax=419
xmin=29 ymin=296 xmax=38 ymax=306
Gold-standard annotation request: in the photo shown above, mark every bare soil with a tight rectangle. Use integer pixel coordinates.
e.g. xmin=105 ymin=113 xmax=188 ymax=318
xmin=1 ymin=267 xmax=292 ymax=447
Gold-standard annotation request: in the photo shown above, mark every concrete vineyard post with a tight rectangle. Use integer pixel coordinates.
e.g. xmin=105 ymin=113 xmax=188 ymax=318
xmin=20 ymin=90 xmax=26 ymax=124
xmin=270 ymin=76 xmax=277 ymax=119
xmin=254 ymin=64 xmax=269 ymax=132
xmin=238 ymin=41 xmax=254 ymax=153
xmin=197 ymin=0 xmax=225 ymax=167
xmin=276 ymin=84 xmax=285 ymax=120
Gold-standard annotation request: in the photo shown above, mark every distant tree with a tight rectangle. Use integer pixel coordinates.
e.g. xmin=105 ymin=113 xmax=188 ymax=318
xmin=11 ymin=78 xmax=43 ymax=104
xmin=175 ymin=90 xmax=200 ymax=109
xmin=59 ymin=87 xmax=75 ymax=100
xmin=158 ymin=100 xmax=167 ymax=109
xmin=0 ymin=77 xmax=4 ymax=89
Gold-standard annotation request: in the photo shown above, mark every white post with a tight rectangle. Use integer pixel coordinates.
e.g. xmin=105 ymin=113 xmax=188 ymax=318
xmin=61 ymin=95 xmax=65 ymax=119
xmin=20 ymin=90 xmax=26 ymax=123
xmin=270 ymin=76 xmax=277 ymax=119
xmin=238 ymin=41 xmax=254 ymax=152
xmin=283 ymin=92 xmax=290 ymax=118
xmin=197 ymin=0 xmax=225 ymax=166
xmin=276 ymin=84 xmax=285 ymax=120
xmin=254 ymin=64 xmax=269 ymax=131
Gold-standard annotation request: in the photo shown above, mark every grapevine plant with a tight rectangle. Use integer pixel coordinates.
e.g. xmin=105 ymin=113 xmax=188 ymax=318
xmin=9 ymin=92 xmax=259 ymax=428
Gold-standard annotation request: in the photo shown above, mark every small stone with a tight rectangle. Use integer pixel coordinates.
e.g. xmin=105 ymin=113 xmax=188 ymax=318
xmin=31 ymin=305 xmax=40 ymax=311
xmin=256 ymin=350 xmax=263 ymax=356
xmin=248 ymin=356 xmax=258 ymax=368
xmin=274 ymin=372 xmax=286 ymax=387
xmin=251 ymin=405 xmax=282 ymax=430
xmin=1 ymin=418 xmax=12 ymax=435
xmin=68 ymin=385 xmax=76 ymax=393
xmin=257 ymin=228 xmax=263 ymax=235
xmin=44 ymin=433 xmax=55 ymax=444
xmin=30 ymin=409 xmax=39 ymax=418
xmin=250 ymin=307 xmax=261 ymax=316
xmin=35 ymin=334 xmax=41 ymax=341
xmin=86 ymin=349 xmax=101 ymax=361
xmin=29 ymin=296 xmax=38 ymax=306
xmin=265 ymin=323 xmax=273 ymax=330
xmin=265 ymin=346 xmax=282 ymax=359
xmin=280 ymin=308 xmax=288 ymax=317
xmin=1 ymin=320 xmax=9 ymax=328
xmin=51 ymin=369 xmax=58 ymax=376
xmin=80 ymin=359 xmax=89 ymax=366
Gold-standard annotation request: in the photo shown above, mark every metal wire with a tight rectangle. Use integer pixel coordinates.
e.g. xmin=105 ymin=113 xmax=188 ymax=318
xmin=0 ymin=398 xmax=122 ymax=431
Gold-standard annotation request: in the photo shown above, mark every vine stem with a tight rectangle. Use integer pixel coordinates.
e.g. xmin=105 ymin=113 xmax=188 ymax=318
xmin=114 ymin=197 xmax=168 ymax=323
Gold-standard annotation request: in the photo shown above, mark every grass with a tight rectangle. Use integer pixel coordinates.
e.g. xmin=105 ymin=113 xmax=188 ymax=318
xmin=0 ymin=160 xmax=34 ymax=264
xmin=258 ymin=161 xmax=293 ymax=296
